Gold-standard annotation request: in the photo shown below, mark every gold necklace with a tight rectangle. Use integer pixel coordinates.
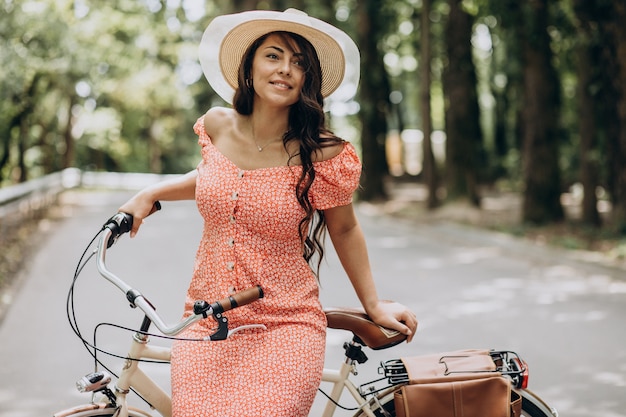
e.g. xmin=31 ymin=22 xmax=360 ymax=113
xmin=251 ymin=123 xmax=285 ymax=152
xmin=254 ymin=139 xmax=279 ymax=152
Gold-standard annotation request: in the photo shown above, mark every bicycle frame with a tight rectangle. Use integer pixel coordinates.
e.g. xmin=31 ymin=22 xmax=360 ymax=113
xmin=55 ymin=212 xmax=558 ymax=417
xmin=55 ymin=328 xmax=386 ymax=417
xmin=67 ymin=333 xmax=556 ymax=417
xmin=113 ymin=333 xmax=172 ymax=417
xmin=55 ymin=215 xmax=381 ymax=417
xmin=320 ymin=340 xmax=383 ymax=417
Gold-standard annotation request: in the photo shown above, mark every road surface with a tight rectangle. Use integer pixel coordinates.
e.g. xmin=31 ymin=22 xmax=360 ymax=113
xmin=0 ymin=189 xmax=624 ymax=416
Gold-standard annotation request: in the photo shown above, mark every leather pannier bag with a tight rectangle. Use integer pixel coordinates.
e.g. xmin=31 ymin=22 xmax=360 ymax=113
xmin=393 ymin=349 xmax=522 ymax=417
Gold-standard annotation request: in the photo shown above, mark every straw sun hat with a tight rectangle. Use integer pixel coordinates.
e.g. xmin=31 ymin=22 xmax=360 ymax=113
xmin=199 ymin=8 xmax=360 ymax=105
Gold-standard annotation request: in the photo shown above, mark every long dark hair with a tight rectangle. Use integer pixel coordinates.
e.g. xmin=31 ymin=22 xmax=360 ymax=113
xmin=233 ymin=31 xmax=344 ymax=275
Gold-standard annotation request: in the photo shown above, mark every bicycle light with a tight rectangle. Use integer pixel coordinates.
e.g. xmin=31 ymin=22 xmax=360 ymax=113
xmin=511 ymin=357 xmax=530 ymax=389
xmin=76 ymin=371 xmax=112 ymax=393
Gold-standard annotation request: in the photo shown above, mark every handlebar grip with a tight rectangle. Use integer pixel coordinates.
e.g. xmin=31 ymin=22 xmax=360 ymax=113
xmin=104 ymin=201 xmax=162 ymax=247
xmin=213 ymin=285 xmax=264 ymax=314
xmin=147 ymin=201 xmax=162 ymax=216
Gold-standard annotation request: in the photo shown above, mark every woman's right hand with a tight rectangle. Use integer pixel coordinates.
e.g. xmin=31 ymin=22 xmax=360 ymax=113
xmin=118 ymin=191 xmax=158 ymax=238
xmin=117 ymin=169 xmax=198 ymax=237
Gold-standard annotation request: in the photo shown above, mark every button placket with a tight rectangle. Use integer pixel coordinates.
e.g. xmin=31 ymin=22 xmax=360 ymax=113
xmin=226 ymin=169 xmax=244 ymax=281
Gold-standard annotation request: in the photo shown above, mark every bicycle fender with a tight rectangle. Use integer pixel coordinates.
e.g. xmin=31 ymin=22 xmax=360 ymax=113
xmin=53 ymin=402 xmax=154 ymax=417
xmin=515 ymin=388 xmax=559 ymax=417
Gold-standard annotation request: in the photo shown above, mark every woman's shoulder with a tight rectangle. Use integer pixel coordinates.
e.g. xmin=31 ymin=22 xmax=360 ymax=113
xmin=313 ymin=135 xmax=349 ymax=163
xmin=203 ymin=107 xmax=237 ymax=137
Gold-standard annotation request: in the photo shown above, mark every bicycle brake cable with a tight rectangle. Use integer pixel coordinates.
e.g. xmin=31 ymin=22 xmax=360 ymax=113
xmin=66 ymin=227 xmax=221 ymax=367
xmin=316 ymin=388 xmax=359 ymax=411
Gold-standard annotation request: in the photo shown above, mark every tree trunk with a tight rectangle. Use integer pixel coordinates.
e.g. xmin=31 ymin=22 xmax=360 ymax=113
xmin=0 ymin=115 xmax=16 ymax=183
xmin=63 ymin=94 xmax=76 ymax=169
xmin=489 ymin=0 xmax=524 ymax=181
xmin=576 ymin=42 xmax=600 ymax=226
xmin=421 ymin=0 xmax=439 ymax=209
xmin=148 ymin=121 xmax=162 ymax=174
xmin=18 ymin=117 xmax=27 ymax=182
xmin=572 ymin=1 xmax=601 ymax=226
xmin=520 ymin=0 xmax=564 ymax=224
xmin=443 ymin=0 xmax=482 ymax=206
xmin=355 ymin=0 xmax=389 ymax=201
xmin=607 ymin=2 xmax=626 ymax=232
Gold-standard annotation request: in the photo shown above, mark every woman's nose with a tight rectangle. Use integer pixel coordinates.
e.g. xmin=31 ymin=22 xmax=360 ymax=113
xmin=278 ymin=59 xmax=291 ymax=75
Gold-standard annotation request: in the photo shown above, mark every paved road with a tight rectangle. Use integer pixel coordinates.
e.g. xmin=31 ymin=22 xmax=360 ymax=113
xmin=0 ymin=189 xmax=624 ymax=416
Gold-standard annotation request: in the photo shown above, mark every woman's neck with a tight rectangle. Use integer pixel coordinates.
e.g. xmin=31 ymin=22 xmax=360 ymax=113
xmin=249 ymin=104 xmax=290 ymax=142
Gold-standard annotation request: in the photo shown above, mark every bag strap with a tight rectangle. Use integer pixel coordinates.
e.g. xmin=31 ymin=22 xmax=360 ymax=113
xmin=510 ymin=390 xmax=523 ymax=417
xmin=401 ymin=349 xmax=502 ymax=384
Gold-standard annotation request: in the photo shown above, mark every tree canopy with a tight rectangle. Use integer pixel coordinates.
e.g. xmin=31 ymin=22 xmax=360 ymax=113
xmin=2 ymin=0 xmax=626 ymax=232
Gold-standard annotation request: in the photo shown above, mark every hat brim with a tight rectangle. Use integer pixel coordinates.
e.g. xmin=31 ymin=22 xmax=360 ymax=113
xmin=199 ymin=9 xmax=360 ymax=105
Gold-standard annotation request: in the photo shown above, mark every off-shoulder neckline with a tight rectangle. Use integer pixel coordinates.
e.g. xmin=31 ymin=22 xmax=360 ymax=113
xmin=200 ymin=123 xmax=350 ymax=173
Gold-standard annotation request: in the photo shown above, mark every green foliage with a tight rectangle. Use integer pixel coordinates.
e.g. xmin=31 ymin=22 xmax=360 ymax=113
xmin=2 ymin=0 xmax=626 ymax=230
xmin=0 ymin=0 xmax=214 ymax=183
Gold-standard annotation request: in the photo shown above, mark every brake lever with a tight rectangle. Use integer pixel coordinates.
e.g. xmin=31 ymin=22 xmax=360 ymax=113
xmin=227 ymin=324 xmax=267 ymax=336
xmin=202 ymin=323 xmax=267 ymax=341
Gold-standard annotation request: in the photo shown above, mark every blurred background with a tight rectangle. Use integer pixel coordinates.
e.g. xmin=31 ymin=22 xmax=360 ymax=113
xmin=2 ymin=4 xmax=626 ymax=415
xmin=2 ymin=0 xmax=626 ymax=263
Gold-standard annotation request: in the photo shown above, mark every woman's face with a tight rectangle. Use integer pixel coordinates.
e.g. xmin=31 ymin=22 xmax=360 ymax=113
xmin=250 ymin=33 xmax=306 ymax=108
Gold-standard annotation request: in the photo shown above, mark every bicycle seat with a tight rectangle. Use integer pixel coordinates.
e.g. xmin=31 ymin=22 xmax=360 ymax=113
xmin=324 ymin=307 xmax=407 ymax=350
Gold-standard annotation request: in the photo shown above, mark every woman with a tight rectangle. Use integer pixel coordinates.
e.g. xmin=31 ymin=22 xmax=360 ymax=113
xmin=119 ymin=9 xmax=417 ymax=417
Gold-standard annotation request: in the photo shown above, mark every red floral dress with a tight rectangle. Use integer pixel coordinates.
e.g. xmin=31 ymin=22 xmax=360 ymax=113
xmin=170 ymin=118 xmax=361 ymax=416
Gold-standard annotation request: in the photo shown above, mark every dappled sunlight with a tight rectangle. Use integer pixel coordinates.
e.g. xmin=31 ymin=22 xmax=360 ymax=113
xmin=438 ymin=277 xmax=522 ymax=318
xmin=529 ymin=269 xmax=620 ymax=305
xmin=444 ymin=300 xmax=508 ymax=318
xmin=377 ymin=236 xmax=412 ymax=248
xmin=453 ymin=246 xmax=502 ymax=264
xmin=553 ymin=310 xmax=607 ymax=322
xmin=593 ymin=372 xmax=626 ymax=387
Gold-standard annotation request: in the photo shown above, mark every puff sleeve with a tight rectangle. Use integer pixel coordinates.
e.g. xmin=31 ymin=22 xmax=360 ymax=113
xmin=194 ymin=117 xmax=211 ymax=150
xmin=309 ymin=142 xmax=362 ymax=210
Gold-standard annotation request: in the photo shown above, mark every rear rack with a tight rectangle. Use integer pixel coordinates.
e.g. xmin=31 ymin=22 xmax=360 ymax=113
xmin=380 ymin=350 xmax=529 ymax=389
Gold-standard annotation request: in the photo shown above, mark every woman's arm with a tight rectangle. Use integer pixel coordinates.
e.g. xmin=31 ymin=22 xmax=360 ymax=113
xmin=325 ymin=203 xmax=418 ymax=342
xmin=118 ymin=169 xmax=198 ymax=237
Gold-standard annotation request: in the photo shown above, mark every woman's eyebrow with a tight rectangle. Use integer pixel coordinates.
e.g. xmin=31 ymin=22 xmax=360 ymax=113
xmin=264 ymin=45 xmax=303 ymax=57
xmin=264 ymin=45 xmax=285 ymax=53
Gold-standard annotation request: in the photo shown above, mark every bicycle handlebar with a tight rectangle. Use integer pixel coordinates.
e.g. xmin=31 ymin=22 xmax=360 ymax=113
xmin=103 ymin=202 xmax=161 ymax=248
xmin=212 ymin=286 xmax=265 ymax=315
xmin=97 ymin=205 xmax=264 ymax=337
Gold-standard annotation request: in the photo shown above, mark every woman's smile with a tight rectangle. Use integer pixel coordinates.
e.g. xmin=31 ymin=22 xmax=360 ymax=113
xmin=251 ymin=34 xmax=305 ymax=105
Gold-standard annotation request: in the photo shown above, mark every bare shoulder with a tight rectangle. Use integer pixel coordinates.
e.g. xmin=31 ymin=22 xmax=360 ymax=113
xmin=314 ymin=135 xmax=346 ymax=162
xmin=203 ymin=107 xmax=236 ymax=138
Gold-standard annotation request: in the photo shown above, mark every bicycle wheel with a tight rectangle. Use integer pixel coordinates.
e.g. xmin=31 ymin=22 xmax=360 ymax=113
xmin=351 ymin=387 xmax=396 ymax=417
xmin=53 ymin=403 xmax=152 ymax=417
xmin=518 ymin=389 xmax=559 ymax=417
xmin=352 ymin=387 xmax=557 ymax=417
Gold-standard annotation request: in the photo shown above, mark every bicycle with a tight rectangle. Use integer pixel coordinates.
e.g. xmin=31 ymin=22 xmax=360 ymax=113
xmin=54 ymin=209 xmax=559 ymax=417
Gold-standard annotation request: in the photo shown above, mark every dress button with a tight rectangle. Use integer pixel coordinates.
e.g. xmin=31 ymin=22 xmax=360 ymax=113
xmin=226 ymin=261 xmax=235 ymax=271
xmin=227 ymin=238 xmax=235 ymax=247
xmin=231 ymin=191 xmax=239 ymax=200
xmin=229 ymin=215 xmax=236 ymax=223
xmin=238 ymin=170 xmax=245 ymax=178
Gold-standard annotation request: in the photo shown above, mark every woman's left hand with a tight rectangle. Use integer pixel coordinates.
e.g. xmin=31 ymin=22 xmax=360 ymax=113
xmin=366 ymin=301 xmax=418 ymax=343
